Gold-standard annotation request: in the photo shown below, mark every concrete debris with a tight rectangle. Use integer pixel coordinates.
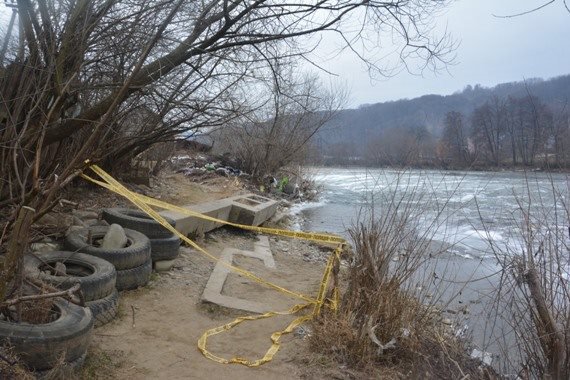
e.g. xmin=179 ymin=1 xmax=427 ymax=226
xmin=54 ymin=262 xmax=67 ymax=276
xmin=101 ymin=223 xmax=128 ymax=249
xmin=154 ymin=259 xmax=176 ymax=272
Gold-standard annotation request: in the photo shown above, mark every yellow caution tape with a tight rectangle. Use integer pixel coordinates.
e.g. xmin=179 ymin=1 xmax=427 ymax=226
xmin=82 ymin=167 xmax=320 ymax=303
xmin=312 ymin=244 xmax=343 ymax=317
xmin=82 ymin=170 xmax=344 ymax=245
xmin=197 ymin=303 xmax=312 ymax=366
xmin=81 ymin=163 xmax=345 ymax=367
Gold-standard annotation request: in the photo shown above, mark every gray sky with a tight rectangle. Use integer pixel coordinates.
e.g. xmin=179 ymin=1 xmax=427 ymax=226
xmin=1 ymin=1 xmax=568 ymax=109
xmin=311 ymin=0 xmax=570 ymax=108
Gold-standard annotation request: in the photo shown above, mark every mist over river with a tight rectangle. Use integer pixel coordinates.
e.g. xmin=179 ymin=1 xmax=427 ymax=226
xmin=292 ymin=167 xmax=570 ymax=366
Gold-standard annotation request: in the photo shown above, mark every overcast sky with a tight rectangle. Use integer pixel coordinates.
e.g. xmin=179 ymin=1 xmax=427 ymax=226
xmin=310 ymin=0 xmax=570 ymax=108
xmin=1 ymin=1 xmax=568 ymax=109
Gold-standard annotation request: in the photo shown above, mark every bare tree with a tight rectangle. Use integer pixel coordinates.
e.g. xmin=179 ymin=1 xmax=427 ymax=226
xmin=549 ymin=103 xmax=570 ymax=167
xmin=505 ymin=95 xmax=552 ymax=166
xmin=493 ymin=0 xmax=570 ymax=18
xmin=0 ymin=0 xmax=454 ymax=300
xmin=441 ymin=110 xmax=471 ymax=166
xmin=212 ymin=68 xmax=346 ymax=179
xmin=471 ymin=96 xmax=507 ymax=166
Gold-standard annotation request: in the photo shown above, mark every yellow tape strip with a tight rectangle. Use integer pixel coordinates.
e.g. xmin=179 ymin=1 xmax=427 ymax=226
xmin=313 ymin=244 xmax=342 ymax=316
xmin=81 ymin=163 xmax=344 ymax=367
xmin=197 ymin=303 xmax=312 ymax=366
xmin=82 ymin=168 xmax=316 ymax=303
xmin=82 ymin=171 xmax=344 ymax=245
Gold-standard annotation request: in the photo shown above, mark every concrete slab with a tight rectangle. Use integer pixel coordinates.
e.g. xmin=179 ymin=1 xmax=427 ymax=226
xmin=159 ymin=194 xmax=278 ymax=237
xmin=159 ymin=198 xmax=233 ymax=236
xmin=201 ymin=236 xmax=275 ymax=314
xmin=228 ymin=194 xmax=279 ymax=227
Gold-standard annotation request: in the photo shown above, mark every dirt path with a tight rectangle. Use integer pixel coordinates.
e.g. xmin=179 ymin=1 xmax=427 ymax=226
xmin=84 ymin=229 xmax=330 ymax=379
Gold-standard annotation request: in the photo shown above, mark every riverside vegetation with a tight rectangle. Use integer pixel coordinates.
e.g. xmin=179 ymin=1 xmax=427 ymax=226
xmin=1 ymin=1 xmax=568 ymax=378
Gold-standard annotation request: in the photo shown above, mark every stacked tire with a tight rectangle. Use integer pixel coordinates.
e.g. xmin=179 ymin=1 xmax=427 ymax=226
xmin=64 ymin=226 xmax=152 ymax=291
xmin=24 ymin=251 xmax=119 ymax=327
xmin=101 ymin=208 xmax=181 ymax=267
xmin=0 ymin=287 xmax=93 ymax=371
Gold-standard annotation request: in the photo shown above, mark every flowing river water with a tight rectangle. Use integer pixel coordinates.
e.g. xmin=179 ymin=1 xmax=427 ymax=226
xmin=292 ymin=167 xmax=570 ymax=371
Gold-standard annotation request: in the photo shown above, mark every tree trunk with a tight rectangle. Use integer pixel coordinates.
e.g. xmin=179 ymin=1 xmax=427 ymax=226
xmin=525 ymin=267 xmax=566 ymax=379
xmin=0 ymin=206 xmax=35 ymax=301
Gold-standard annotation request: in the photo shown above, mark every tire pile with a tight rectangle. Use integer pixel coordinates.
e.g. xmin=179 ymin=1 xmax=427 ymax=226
xmin=1 ymin=208 xmax=181 ymax=374
xmin=24 ymin=251 xmax=119 ymax=327
xmin=64 ymin=226 xmax=153 ymax=291
xmin=0 ymin=293 xmax=93 ymax=373
xmin=101 ymin=208 xmax=181 ymax=267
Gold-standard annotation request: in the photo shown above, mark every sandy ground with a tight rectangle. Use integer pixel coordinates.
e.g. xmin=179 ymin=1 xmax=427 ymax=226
xmin=78 ymin=172 xmax=336 ymax=379
xmin=84 ymin=231 xmax=329 ymax=380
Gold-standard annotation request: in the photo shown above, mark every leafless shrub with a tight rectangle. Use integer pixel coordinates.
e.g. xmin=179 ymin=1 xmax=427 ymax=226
xmin=310 ymin=171 xmax=493 ymax=378
xmin=0 ymin=0 xmax=455 ymax=301
xmin=482 ymin=173 xmax=570 ymax=378
xmin=212 ymin=70 xmax=346 ymax=180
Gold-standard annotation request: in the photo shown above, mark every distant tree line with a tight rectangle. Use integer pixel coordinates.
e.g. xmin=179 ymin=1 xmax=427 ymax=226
xmin=439 ymin=93 xmax=569 ymax=168
xmin=316 ymin=92 xmax=570 ymax=169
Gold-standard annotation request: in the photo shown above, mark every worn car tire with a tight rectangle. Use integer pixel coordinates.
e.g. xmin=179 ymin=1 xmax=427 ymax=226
xmin=34 ymin=352 xmax=87 ymax=379
xmin=64 ymin=226 xmax=151 ymax=270
xmin=24 ymin=251 xmax=116 ymax=302
xmin=101 ymin=208 xmax=176 ymax=239
xmin=86 ymin=288 xmax=119 ymax=327
xmin=116 ymin=259 xmax=152 ymax=291
xmin=150 ymin=234 xmax=181 ymax=262
xmin=0 ymin=298 xmax=93 ymax=371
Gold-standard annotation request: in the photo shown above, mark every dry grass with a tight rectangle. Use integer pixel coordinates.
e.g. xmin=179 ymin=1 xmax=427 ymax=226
xmin=0 ymin=347 xmax=35 ymax=379
xmin=310 ymin=288 xmax=493 ymax=379
xmin=40 ymin=353 xmax=80 ymax=380
xmin=16 ymin=298 xmax=57 ymax=324
xmin=309 ymin=176 xmax=498 ymax=379
xmin=2 ymin=282 xmax=59 ymax=325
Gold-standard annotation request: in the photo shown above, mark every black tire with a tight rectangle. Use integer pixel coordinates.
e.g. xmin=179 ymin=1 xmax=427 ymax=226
xmin=34 ymin=352 xmax=87 ymax=379
xmin=64 ymin=226 xmax=151 ymax=270
xmin=24 ymin=251 xmax=116 ymax=302
xmin=0 ymin=298 xmax=93 ymax=371
xmin=86 ymin=288 xmax=119 ymax=327
xmin=116 ymin=259 xmax=152 ymax=291
xmin=101 ymin=208 xmax=176 ymax=239
xmin=150 ymin=234 xmax=181 ymax=262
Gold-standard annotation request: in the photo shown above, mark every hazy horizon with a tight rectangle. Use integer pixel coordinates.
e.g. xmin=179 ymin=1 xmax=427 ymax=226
xmin=307 ymin=0 xmax=570 ymax=107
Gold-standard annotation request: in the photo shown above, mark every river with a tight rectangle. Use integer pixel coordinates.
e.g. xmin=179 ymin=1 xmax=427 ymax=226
xmin=291 ymin=167 xmax=570 ymax=370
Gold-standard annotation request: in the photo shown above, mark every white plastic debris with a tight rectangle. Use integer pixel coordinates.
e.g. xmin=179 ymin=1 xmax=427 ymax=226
xmin=470 ymin=348 xmax=492 ymax=366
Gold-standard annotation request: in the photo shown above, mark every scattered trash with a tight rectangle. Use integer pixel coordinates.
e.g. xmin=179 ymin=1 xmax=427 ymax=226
xmin=455 ymin=324 xmax=469 ymax=338
xmin=470 ymin=348 xmax=492 ymax=366
xmin=294 ymin=325 xmax=312 ymax=339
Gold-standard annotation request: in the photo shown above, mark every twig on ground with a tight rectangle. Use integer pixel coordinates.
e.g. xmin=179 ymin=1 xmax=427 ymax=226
xmin=1 ymin=283 xmax=80 ymax=307
xmin=59 ymin=199 xmax=78 ymax=208
xmin=131 ymin=305 xmax=136 ymax=328
xmin=367 ymin=317 xmax=397 ymax=355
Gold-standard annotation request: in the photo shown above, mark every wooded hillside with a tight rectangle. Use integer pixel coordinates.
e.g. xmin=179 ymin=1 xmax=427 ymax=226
xmin=316 ymin=74 xmax=570 ymax=167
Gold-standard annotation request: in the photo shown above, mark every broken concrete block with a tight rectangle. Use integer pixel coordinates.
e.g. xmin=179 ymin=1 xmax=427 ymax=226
xmin=101 ymin=223 xmax=128 ymax=249
xmin=154 ymin=259 xmax=175 ymax=272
